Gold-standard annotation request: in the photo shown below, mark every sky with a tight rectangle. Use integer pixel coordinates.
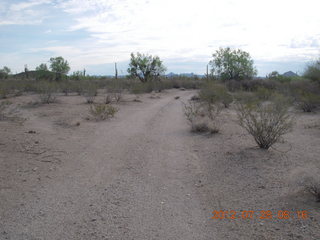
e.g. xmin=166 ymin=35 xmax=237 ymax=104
xmin=0 ymin=0 xmax=319 ymax=77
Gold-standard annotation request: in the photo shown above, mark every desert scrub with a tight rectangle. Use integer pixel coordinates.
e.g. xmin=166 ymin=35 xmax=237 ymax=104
xmin=236 ymin=96 xmax=293 ymax=149
xmin=254 ymin=87 xmax=275 ymax=101
xmin=89 ymin=104 xmax=118 ymax=121
xmin=199 ymin=82 xmax=233 ymax=108
xmin=183 ymin=100 xmax=223 ymax=134
xmin=289 ymin=167 xmax=320 ymax=202
xmin=106 ymin=80 xmax=124 ymax=102
xmin=83 ymin=83 xmax=98 ymax=103
xmin=0 ymin=101 xmax=11 ymax=120
xmin=296 ymin=91 xmax=320 ymax=112
xmin=37 ymin=81 xmax=58 ymax=104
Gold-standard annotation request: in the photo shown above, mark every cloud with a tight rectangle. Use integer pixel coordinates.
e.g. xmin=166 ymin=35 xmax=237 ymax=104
xmin=0 ymin=0 xmax=52 ymax=25
xmin=10 ymin=0 xmax=52 ymax=11
xmin=1 ymin=0 xmax=320 ymax=75
xmin=56 ymin=0 xmax=320 ymax=65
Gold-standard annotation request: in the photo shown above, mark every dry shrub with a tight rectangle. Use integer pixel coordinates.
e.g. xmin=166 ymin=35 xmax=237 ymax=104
xmin=105 ymin=94 xmax=112 ymax=104
xmin=83 ymin=85 xmax=98 ymax=104
xmin=0 ymin=101 xmax=10 ymax=120
xmin=236 ymin=96 xmax=293 ymax=149
xmin=254 ymin=87 xmax=274 ymax=101
xmin=89 ymin=104 xmax=118 ymax=121
xmin=296 ymin=91 xmax=320 ymax=112
xmin=37 ymin=82 xmax=58 ymax=104
xmin=289 ymin=167 xmax=320 ymax=201
xmin=183 ymin=100 xmax=222 ymax=134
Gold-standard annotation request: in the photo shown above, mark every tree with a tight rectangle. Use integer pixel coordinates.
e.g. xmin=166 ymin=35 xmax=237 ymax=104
xmin=267 ymin=71 xmax=280 ymax=79
xmin=209 ymin=47 xmax=257 ymax=81
xmin=36 ymin=63 xmax=48 ymax=71
xmin=49 ymin=56 xmax=70 ymax=80
xmin=0 ymin=66 xmax=11 ymax=79
xmin=304 ymin=58 xmax=320 ymax=84
xmin=127 ymin=52 xmax=166 ymax=82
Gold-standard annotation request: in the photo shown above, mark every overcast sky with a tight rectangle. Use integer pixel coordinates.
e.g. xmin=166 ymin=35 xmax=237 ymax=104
xmin=0 ymin=0 xmax=319 ymax=76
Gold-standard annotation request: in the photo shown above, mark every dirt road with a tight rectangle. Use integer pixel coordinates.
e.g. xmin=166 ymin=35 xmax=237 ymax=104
xmin=1 ymin=89 xmax=320 ymax=240
xmin=0 ymin=90 xmax=215 ymax=239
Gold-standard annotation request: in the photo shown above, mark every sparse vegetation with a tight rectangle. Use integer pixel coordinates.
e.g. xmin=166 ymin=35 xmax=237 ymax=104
xmin=199 ymin=82 xmax=233 ymax=108
xmin=183 ymin=100 xmax=222 ymax=134
xmin=0 ymin=101 xmax=11 ymax=120
xmin=37 ymin=82 xmax=58 ymax=104
xmin=290 ymin=167 xmax=320 ymax=202
xmin=83 ymin=82 xmax=98 ymax=104
xmin=89 ymin=104 xmax=118 ymax=121
xmin=236 ymin=96 xmax=293 ymax=149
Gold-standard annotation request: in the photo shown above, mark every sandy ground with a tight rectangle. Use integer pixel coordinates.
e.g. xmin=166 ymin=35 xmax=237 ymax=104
xmin=0 ymin=89 xmax=319 ymax=240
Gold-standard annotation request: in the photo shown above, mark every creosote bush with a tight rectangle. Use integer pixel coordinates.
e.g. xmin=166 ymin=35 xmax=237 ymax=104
xmin=89 ymin=104 xmax=118 ymax=121
xmin=199 ymin=82 xmax=233 ymax=108
xmin=236 ymin=96 xmax=293 ymax=149
xmin=183 ymin=100 xmax=222 ymax=134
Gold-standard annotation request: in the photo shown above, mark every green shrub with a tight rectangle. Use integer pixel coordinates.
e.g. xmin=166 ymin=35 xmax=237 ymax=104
xmin=287 ymin=80 xmax=320 ymax=112
xmin=254 ymin=87 xmax=275 ymax=101
xmin=59 ymin=80 xmax=77 ymax=96
xmin=236 ymin=96 xmax=293 ymax=149
xmin=199 ymin=82 xmax=233 ymax=107
xmin=89 ymin=104 xmax=118 ymax=121
xmin=296 ymin=91 xmax=320 ymax=112
xmin=130 ymin=81 xmax=154 ymax=94
xmin=0 ymin=83 xmax=10 ymax=99
xmin=304 ymin=59 xmax=320 ymax=84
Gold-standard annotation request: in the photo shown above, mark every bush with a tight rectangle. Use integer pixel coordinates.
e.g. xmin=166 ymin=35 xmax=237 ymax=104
xmin=60 ymin=80 xmax=77 ymax=96
xmin=106 ymin=80 xmax=123 ymax=102
xmin=89 ymin=104 xmax=118 ymax=121
xmin=0 ymin=82 xmax=10 ymax=99
xmin=130 ymin=81 xmax=154 ymax=94
xmin=236 ymin=96 xmax=293 ymax=149
xmin=225 ymin=79 xmax=242 ymax=92
xmin=199 ymin=82 xmax=233 ymax=107
xmin=289 ymin=167 xmax=320 ymax=202
xmin=254 ymin=87 xmax=275 ymax=101
xmin=288 ymin=80 xmax=320 ymax=112
xmin=83 ymin=83 xmax=98 ymax=103
xmin=304 ymin=59 xmax=320 ymax=84
xmin=37 ymin=82 xmax=58 ymax=104
xmin=296 ymin=91 xmax=320 ymax=112
xmin=0 ymin=101 xmax=11 ymax=120
xmin=183 ymin=100 xmax=222 ymax=133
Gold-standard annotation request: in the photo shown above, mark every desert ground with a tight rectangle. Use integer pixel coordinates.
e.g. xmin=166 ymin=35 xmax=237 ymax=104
xmin=0 ymin=89 xmax=319 ymax=239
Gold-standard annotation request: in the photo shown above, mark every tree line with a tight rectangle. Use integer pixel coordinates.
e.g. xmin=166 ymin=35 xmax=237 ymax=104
xmin=1 ymin=48 xmax=319 ymax=84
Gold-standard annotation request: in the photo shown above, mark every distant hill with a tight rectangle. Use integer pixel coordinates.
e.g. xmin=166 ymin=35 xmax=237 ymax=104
xmin=282 ymin=71 xmax=298 ymax=77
